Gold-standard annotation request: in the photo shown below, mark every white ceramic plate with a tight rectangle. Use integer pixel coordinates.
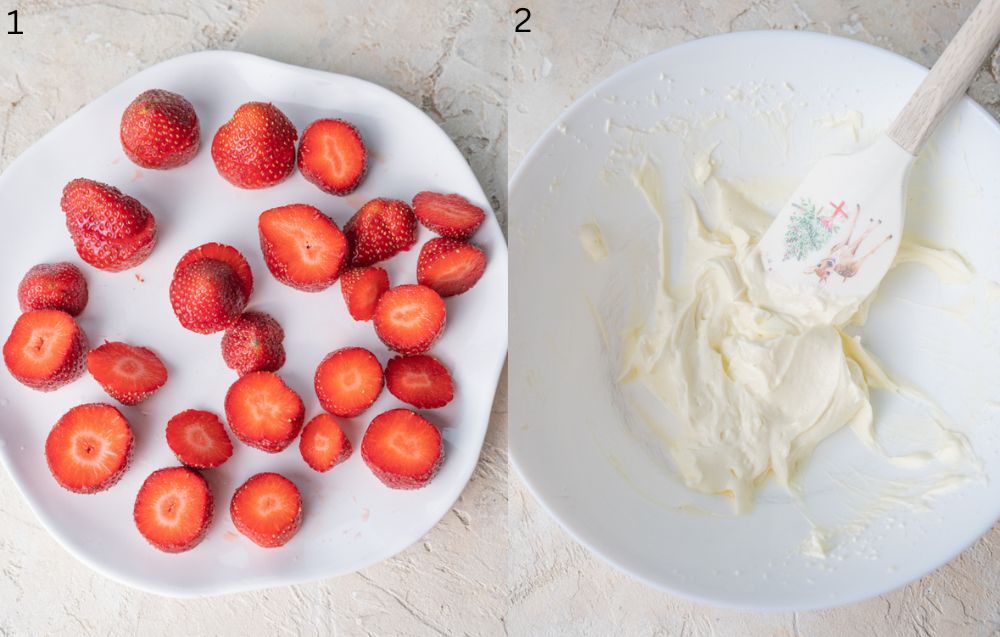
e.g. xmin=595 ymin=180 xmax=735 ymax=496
xmin=0 ymin=51 xmax=507 ymax=596
xmin=510 ymin=31 xmax=1000 ymax=611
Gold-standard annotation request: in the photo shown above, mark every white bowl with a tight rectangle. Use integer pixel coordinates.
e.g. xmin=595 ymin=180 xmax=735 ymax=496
xmin=0 ymin=51 xmax=508 ymax=596
xmin=509 ymin=31 xmax=1000 ymax=611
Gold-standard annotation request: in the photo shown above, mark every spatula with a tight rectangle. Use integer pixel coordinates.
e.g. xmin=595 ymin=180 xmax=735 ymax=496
xmin=752 ymin=0 xmax=1000 ymax=325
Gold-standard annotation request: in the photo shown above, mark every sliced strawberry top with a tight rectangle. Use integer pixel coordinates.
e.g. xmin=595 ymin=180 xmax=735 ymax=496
xmin=211 ymin=102 xmax=297 ymax=189
xmin=169 ymin=259 xmax=247 ymax=334
xmin=17 ymin=262 xmax=88 ymax=316
xmin=314 ymin=347 xmax=384 ymax=418
xmin=166 ymin=409 xmax=234 ymax=469
xmin=224 ymin=371 xmax=304 ymax=452
xmin=416 ymin=238 xmax=487 ymax=297
xmin=134 ymin=466 xmax=213 ymax=553
xmin=45 ymin=403 xmax=133 ymax=493
xmin=361 ymin=408 xmax=443 ymax=490
xmin=344 ymin=198 xmax=418 ymax=267
xmin=87 ymin=341 xmax=168 ymax=406
xmin=298 ymin=118 xmax=368 ymax=196
xmin=221 ymin=311 xmax=286 ymax=376
xmin=412 ymin=191 xmax=487 ymax=240
xmin=339 ymin=266 xmax=390 ymax=321
xmin=299 ymin=413 xmax=352 ymax=472
xmin=175 ymin=242 xmax=253 ymax=301
xmin=373 ymin=285 xmax=447 ymax=355
xmin=385 ymin=354 xmax=455 ymax=409
xmin=230 ymin=472 xmax=302 ymax=548
xmin=258 ymin=204 xmax=349 ymax=291
xmin=120 ymin=89 xmax=200 ymax=170
xmin=2 ymin=309 xmax=88 ymax=391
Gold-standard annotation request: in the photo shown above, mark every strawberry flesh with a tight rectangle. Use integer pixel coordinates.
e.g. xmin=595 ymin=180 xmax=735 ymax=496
xmin=17 ymin=262 xmax=88 ymax=316
xmin=258 ymin=204 xmax=348 ymax=291
xmin=134 ymin=466 xmax=213 ymax=553
xmin=221 ymin=311 xmax=285 ymax=376
xmin=211 ymin=102 xmax=297 ymax=189
xmin=385 ymin=354 xmax=455 ymax=409
xmin=166 ymin=409 xmax=233 ymax=469
xmin=344 ymin=198 xmax=417 ymax=267
xmin=87 ymin=341 xmax=168 ymax=406
xmin=313 ymin=347 xmax=384 ymax=418
xmin=120 ymin=89 xmax=200 ymax=169
xmin=339 ymin=266 xmax=389 ymax=321
xmin=299 ymin=413 xmax=352 ymax=472
xmin=412 ymin=191 xmax=486 ymax=240
xmin=298 ymin=118 xmax=368 ymax=195
xmin=361 ymin=409 xmax=442 ymax=490
xmin=3 ymin=309 xmax=88 ymax=391
xmin=45 ymin=403 xmax=133 ymax=493
xmin=416 ymin=238 xmax=487 ymax=297
xmin=230 ymin=472 xmax=302 ymax=548
xmin=373 ymin=284 xmax=446 ymax=355
xmin=224 ymin=371 xmax=304 ymax=452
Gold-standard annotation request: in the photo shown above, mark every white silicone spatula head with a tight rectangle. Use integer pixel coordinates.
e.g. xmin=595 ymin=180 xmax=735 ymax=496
xmin=752 ymin=0 xmax=1000 ymax=325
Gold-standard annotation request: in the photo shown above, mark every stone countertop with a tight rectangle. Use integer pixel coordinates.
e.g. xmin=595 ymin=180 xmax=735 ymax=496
xmin=0 ymin=1 xmax=507 ymax=635
xmin=508 ymin=1 xmax=1000 ymax=636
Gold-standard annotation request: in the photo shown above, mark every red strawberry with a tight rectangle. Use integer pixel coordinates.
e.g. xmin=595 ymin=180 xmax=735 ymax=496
xmin=166 ymin=409 xmax=234 ymax=469
xmin=385 ymin=355 xmax=454 ymax=409
xmin=361 ymin=409 xmax=442 ymax=490
xmin=416 ymin=238 xmax=487 ymax=297
xmin=61 ymin=179 xmax=157 ymax=272
xmin=211 ymin=102 xmax=297 ymax=189
xmin=134 ymin=467 xmax=213 ymax=553
xmin=17 ymin=262 xmax=88 ymax=316
xmin=297 ymin=119 xmax=368 ymax=195
xmin=221 ymin=311 xmax=285 ymax=376
xmin=3 ymin=310 xmax=88 ymax=391
xmin=224 ymin=372 xmax=304 ymax=452
xmin=373 ymin=285 xmax=446 ymax=355
xmin=230 ymin=472 xmax=302 ymax=548
xmin=86 ymin=341 xmax=168 ymax=405
xmin=412 ymin=191 xmax=486 ymax=240
xmin=314 ymin=347 xmax=384 ymax=418
xmin=343 ymin=198 xmax=418 ymax=266
xmin=45 ymin=403 xmax=133 ymax=493
xmin=169 ymin=248 xmax=249 ymax=334
xmin=299 ymin=413 xmax=352 ymax=472
xmin=175 ymin=243 xmax=253 ymax=301
xmin=340 ymin=267 xmax=388 ymax=321
xmin=120 ymin=89 xmax=200 ymax=169
xmin=258 ymin=204 xmax=348 ymax=291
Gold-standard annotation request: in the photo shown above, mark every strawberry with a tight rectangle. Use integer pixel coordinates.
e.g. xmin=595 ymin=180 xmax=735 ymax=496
xmin=45 ymin=403 xmax=133 ymax=493
xmin=361 ymin=409 xmax=442 ymax=490
xmin=412 ymin=191 xmax=486 ymax=240
xmin=211 ymin=102 xmax=297 ymax=189
xmin=165 ymin=409 xmax=233 ymax=469
xmin=299 ymin=413 xmax=352 ymax=472
xmin=385 ymin=355 xmax=454 ymax=409
xmin=60 ymin=179 xmax=157 ymax=272
xmin=416 ymin=238 xmax=487 ymax=297
xmin=3 ymin=310 xmax=88 ymax=391
xmin=17 ymin=262 xmax=88 ymax=316
xmin=86 ymin=341 xmax=168 ymax=405
xmin=339 ymin=266 xmax=389 ymax=321
xmin=343 ymin=198 xmax=418 ymax=266
xmin=314 ymin=347 xmax=384 ymax=418
xmin=297 ymin=118 xmax=368 ymax=195
xmin=170 ymin=244 xmax=252 ymax=334
xmin=230 ymin=472 xmax=302 ymax=548
xmin=220 ymin=311 xmax=285 ymax=376
xmin=224 ymin=371 xmax=304 ymax=452
xmin=258 ymin=204 xmax=348 ymax=291
xmin=119 ymin=89 xmax=200 ymax=169
xmin=373 ymin=285 xmax=446 ymax=355
xmin=133 ymin=467 xmax=213 ymax=553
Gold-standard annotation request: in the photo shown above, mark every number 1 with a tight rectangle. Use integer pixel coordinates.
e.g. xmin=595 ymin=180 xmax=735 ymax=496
xmin=8 ymin=10 xmax=22 ymax=34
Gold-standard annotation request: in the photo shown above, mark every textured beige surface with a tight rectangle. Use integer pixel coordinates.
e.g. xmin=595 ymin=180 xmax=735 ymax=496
xmin=0 ymin=1 xmax=507 ymax=635
xmin=508 ymin=1 xmax=1000 ymax=636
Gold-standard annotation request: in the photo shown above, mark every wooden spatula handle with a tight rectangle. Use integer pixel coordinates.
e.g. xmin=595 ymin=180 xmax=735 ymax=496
xmin=887 ymin=0 xmax=1000 ymax=155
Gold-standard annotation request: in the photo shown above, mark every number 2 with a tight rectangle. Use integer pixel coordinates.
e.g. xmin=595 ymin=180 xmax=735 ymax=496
xmin=515 ymin=8 xmax=531 ymax=33
xmin=8 ymin=10 xmax=22 ymax=35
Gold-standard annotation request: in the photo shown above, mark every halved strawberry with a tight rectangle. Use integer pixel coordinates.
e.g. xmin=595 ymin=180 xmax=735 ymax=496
xmin=175 ymin=243 xmax=253 ymax=301
xmin=212 ymin=102 xmax=297 ymax=189
xmin=298 ymin=119 xmax=368 ymax=195
xmin=120 ymin=89 xmax=200 ymax=170
xmin=416 ymin=238 xmax=487 ymax=297
xmin=17 ymin=262 xmax=88 ymax=316
xmin=373 ymin=285 xmax=446 ymax=355
xmin=339 ymin=266 xmax=389 ymax=321
xmin=385 ymin=355 xmax=454 ymax=409
xmin=169 ymin=259 xmax=247 ymax=334
xmin=87 ymin=341 xmax=168 ymax=405
xmin=61 ymin=179 xmax=158 ymax=272
xmin=134 ymin=466 xmax=213 ymax=553
xmin=166 ymin=409 xmax=234 ymax=469
xmin=224 ymin=372 xmax=304 ymax=452
xmin=412 ymin=191 xmax=486 ymax=240
xmin=343 ymin=198 xmax=418 ymax=267
xmin=230 ymin=472 xmax=302 ymax=548
xmin=258 ymin=204 xmax=348 ymax=291
xmin=45 ymin=403 xmax=133 ymax=493
xmin=314 ymin=347 xmax=384 ymax=418
xmin=3 ymin=310 xmax=88 ymax=391
xmin=361 ymin=409 xmax=442 ymax=490
xmin=299 ymin=413 xmax=352 ymax=472
xmin=221 ymin=311 xmax=285 ymax=376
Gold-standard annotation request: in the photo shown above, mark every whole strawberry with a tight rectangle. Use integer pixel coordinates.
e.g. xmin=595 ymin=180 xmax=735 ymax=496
xmin=344 ymin=198 xmax=418 ymax=267
xmin=17 ymin=262 xmax=88 ymax=316
xmin=169 ymin=243 xmax=252 ymax=334
xmin=60 ymin=179 xmax=157 ymax=272
xmin=211 ymin=102 xmax=297 ymax=189
xmin=221 ymin=311 xmax=286 ymax=376
xmin=120 ymin=89 xmax=200 ymax=169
